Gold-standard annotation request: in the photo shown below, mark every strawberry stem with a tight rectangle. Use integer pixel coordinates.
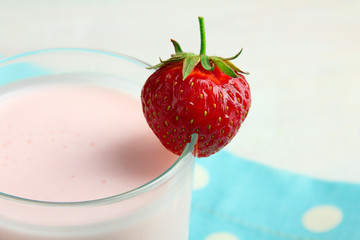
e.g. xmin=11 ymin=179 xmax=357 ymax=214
xmin=147 ymin=16 xmax=248 ymax=77
xmin=199 ymin=16 xmax=206 ymax=56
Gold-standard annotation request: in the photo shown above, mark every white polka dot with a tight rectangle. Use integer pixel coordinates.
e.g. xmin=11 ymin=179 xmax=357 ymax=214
xmin=206 ymin=232 xmax=239 ymax=240
xmin=302 ymin=205 xmax=343 ymax=233
xmin=193 ymin=163 xmax=209 ymax=190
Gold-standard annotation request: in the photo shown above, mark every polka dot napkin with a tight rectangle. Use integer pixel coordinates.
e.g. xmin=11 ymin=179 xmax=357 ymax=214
xmin=189 ymin=150 xmax=359 ymax=240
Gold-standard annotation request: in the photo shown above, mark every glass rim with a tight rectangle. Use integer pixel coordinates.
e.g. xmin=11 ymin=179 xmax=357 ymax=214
xmin=0 ymin=47 xmax=198 ymax=207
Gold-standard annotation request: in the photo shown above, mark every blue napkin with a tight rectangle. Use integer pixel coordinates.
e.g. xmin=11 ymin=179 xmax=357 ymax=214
xmin=0 ymin=61 xmax=50 ymax=84
xmin=189 ymin=150 xmax=359 ymax=240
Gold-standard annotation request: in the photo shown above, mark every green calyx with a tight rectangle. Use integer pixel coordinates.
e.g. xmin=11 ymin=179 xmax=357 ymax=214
xmin=147 ymin=16 xmax=248 ymax=80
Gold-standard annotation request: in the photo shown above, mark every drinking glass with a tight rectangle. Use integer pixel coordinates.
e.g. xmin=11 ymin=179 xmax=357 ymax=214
xmin=0 ymin=48 xmax=197 ymax=240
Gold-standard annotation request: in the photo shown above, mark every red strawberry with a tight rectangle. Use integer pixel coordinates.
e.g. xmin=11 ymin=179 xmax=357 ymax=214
xmin=141 ymin=17 xmax=251 ymax=157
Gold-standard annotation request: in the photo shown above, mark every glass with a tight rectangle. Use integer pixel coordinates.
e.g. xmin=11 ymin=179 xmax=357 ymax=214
xmin=0 ymin=48 xmax=197 ymax=240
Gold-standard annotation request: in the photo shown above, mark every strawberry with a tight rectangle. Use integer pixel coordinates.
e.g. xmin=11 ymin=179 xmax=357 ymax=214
xmin=141 ymin=17 xmax=251 ymax=157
